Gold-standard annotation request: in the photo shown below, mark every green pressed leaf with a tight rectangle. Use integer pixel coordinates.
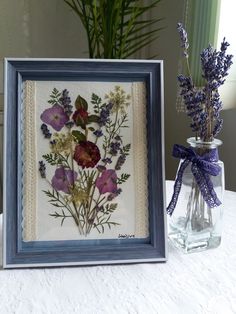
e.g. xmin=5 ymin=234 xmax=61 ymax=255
xmin=87 ymin=114 xmax=99 ymax=124
xmin=88 ymin=126 xmax=95 ymax=131
xmin=72 ymin=130 xmax=86 ymax=142
xmin=75 ymin=95 xmax=88 ymax=110
xmin=117 ymin=173 xmax=131 ymax=184
xmin=42 ymin=153 xmax=58 ymax=165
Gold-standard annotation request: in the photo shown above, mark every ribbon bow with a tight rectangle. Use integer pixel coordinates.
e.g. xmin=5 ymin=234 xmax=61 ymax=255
xmin=167 ymin=144 xmax=221 ymax=216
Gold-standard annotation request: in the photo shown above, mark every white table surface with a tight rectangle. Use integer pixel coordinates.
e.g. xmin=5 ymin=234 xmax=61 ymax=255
xmin=0 ymin=181 xmax=236 ymax=314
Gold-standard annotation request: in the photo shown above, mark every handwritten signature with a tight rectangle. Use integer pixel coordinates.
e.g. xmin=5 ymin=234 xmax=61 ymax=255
xmin=118 ymin=234 xmax=135 ymax=239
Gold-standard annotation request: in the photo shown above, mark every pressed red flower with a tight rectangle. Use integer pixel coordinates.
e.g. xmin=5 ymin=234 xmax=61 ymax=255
xmin=72 ymin=108 xmax=89 ymax=125
xmin=74 ymin=141 xmax=101 ymax=168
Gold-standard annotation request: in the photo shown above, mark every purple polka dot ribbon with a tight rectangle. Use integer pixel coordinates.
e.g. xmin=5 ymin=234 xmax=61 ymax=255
xmin=167 ymin=144 xmax=222 ymax=216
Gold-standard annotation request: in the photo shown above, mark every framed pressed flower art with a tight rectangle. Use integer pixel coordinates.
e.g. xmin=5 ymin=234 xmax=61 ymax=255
xmin=3 ymin=59 xmax=166 ymax=268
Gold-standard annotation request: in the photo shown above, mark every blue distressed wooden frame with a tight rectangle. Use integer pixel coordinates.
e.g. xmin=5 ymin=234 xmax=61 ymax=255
xmin=3 ymin=59 xmax=167 ymax=268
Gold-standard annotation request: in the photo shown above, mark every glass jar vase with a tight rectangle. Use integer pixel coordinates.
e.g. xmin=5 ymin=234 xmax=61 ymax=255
xmin=168 ymin=137 xmax=225 ymax=253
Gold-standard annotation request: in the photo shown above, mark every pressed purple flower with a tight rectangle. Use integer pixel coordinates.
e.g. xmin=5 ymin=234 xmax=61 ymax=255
xmin=51 ymin=167 xmax=77 ymax=194
xmin=109 ymin=142 xmax=121 ymax=156
xmin=95 ymin=169 xmax=117 ymax=194
xmin=93 ymin=129 xmax=103 ymax=137
xmin=40 ymin=123 xmax=52 ymax=138
xmin=50 ymin=139 xmax=57 ymax=145
xmin=65 ymin=121 xmax=74 ymax=129
xmin=102 ymin=157 xmax=112 ymax=164
xmin=97 ymin=165 xmax=106 ymax=172
xmin=106 ymin=102 xmax=113 ymax=110
xmin=107 ymin=188 xmax=122 ymax=201
xmin=40 ymin=104 xmax=69 ymax=131
xmin=39 ymin=161 xmax=46 ymax=178
xmin=60 ymin=89 xmax=73 ymax=117
xmin=99 ymin=103 xmax=113 ymax=126
xmin=115 ymin=154 xmax=126 ymax=170
xmin=114 ymin=135 xmax=122 ymax=142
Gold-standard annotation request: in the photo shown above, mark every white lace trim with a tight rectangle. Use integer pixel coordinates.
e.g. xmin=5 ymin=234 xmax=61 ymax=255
xmin=132 ymin=82 xmax=149 ymax=238
xmin=22 ymin=80 xmax=37 ymax=241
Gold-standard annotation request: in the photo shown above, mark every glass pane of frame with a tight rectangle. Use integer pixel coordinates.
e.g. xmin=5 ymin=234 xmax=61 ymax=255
xmin=23 ymin=80 xmax=149 ymax=242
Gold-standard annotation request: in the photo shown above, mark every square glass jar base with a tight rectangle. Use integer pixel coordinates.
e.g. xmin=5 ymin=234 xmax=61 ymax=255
xmin=168 ymin=228 xmax=221 ymax=253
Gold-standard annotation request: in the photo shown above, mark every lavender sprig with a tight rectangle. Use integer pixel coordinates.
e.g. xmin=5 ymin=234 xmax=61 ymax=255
xmin=60 ymin=89 xmax=73 ymax=117
xmin=99 ymin=103 xmax=113 ymax=127
xmin=177 ymin=22 xmax=189 ymax=57
xmin=41 ymin=123 xmax=52 ymax=138
xmin=200 ymin=40 xmax=233 ymax=90
xmin=39 ymin=161 xmax=46 ymax=178
xmin=177 ymin=23 xmax=233 ymax=141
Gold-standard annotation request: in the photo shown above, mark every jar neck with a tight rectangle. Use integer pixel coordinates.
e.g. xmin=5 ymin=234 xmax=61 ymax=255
xmin=187 ymin=137 xmax=222 ymax=150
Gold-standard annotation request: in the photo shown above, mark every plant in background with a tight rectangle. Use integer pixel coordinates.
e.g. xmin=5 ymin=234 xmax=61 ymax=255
xmin=63 ymin=0 xmax=163 ymax=59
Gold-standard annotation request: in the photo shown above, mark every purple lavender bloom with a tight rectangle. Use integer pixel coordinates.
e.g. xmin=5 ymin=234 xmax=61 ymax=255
xmin=60 ymin=89 xmax=71 ymax=106
xmin=115 ymin=154 xmax=126 ymax=170
xmin=106 ymin=102 xmax=113 ymax=110
xmin=102 ymin=157 xmax=112 ymax=164
xmin=107 ymin=188 xmax=122 ymax=201
xmin=177 ymin=27 xmax=233 ymax=140
xmin=213 ymin=119 xmax=223 ymax=137
xmin=97 ymin=165 xmax=106 ymax=172
xmin=178 ymin=75 xmax=193 ymax=90
xmin=50 ymin=139 xmax=57 ymax=146
xmin=109 ymin=142 xmax=121 ymax=156
xmin=51 ymin=167 xmax=77 ymax=194
xmin=114 ymin=135 xmax=122 ymax=142
xmin=60 ymin=89 xmax=73 ymax=117
xmin=220 ymin=38 xmax=230 ymax=52
xmin=177 ymin=23 xmax=189 ymax=57
xmin=93 ymin=129 xmax=103 ymax=137
xmin=39 ymin=161 xmax=46 ymax=178
xmin=40 ymin=104 xmax=69 ymax=131
xmin=40 ymin=123 xmax=52 ymax=138
xmin=201 ymin=41 xmax=233 ymax=89
xmin=198 ymin=112 xmax=208 ymax=139
xmin=65 ymin=121 xmax=74 ymax=129
xmin=211 ymin=91 xmax=222 ymax=118
xmin=99 ymin=103 xmax=113 ymax=126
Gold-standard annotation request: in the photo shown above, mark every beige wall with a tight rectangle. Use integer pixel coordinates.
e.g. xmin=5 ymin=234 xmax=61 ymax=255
xmin=0 ymin=0 xmax=88 ymax=110
xmin=0 ymin=0 xmax=235 ymax=196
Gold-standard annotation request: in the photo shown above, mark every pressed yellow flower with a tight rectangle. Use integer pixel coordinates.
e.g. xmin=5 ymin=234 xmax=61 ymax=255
xmin=69 ymin=188 xmax=89 ymax=205
xmin=105 ymin=86 xmax=131 ymax=114
xmin=50 ymin=132 xmax=73 ymax=154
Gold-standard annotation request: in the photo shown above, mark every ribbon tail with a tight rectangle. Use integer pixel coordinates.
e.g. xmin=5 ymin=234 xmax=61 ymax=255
xmin=192 ymin=164 xmax=221 ymax=208
xmin=167 ymin=159 xmax=190 ymax=215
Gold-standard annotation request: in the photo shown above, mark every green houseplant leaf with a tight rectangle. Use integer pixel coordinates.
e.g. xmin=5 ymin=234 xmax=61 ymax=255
xmin=63 ymin=0 xmax=163 ymax=59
